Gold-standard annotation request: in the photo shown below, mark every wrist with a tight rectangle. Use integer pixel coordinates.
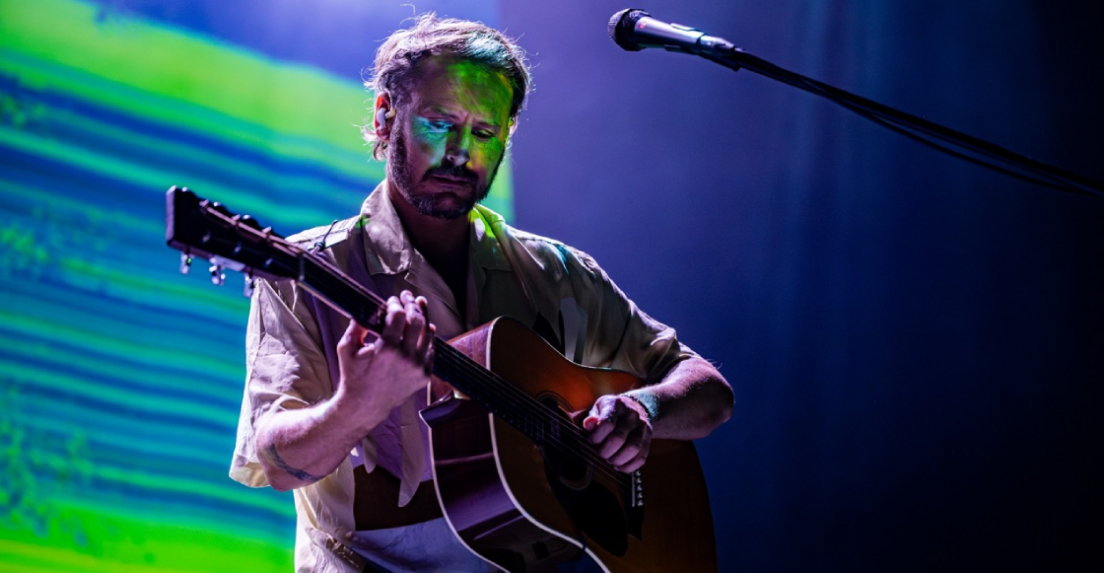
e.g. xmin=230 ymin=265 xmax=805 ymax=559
xmin=622 ymin=390 xmax=659 ymax=423
xmin=330 ymin=384 xmax=388 ymax=436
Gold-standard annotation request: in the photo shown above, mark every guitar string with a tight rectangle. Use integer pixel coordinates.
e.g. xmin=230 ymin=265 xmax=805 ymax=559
xmin=221 ymin=217 xmax=633 ymax=484
xmin=308 ymin=264 xmax=633 ymax=485
xmin=222 ymin=219 xmax=636 ymax=486
xmin=429 ymin=339 xmax=637 ymax=485
xmin=311 ymin=246 xmax=644 ymax=487
xmin=304 ymin=259 xmax=636 ymax=485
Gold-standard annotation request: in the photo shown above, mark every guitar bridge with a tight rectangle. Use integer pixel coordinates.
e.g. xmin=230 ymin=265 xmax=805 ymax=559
xmin=630 ymin=469 xmax=644 ymax=508
xmin=624 ymin=469 xmax=644 ymax=540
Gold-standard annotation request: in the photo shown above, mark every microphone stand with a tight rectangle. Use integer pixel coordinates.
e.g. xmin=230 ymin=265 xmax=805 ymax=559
xmin=698 ymin=49 xmax=1104 ymax=199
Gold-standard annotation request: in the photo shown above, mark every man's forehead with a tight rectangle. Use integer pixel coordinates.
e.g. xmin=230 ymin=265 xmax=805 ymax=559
xmin=407 ymin=56 xmax=513 ymax=114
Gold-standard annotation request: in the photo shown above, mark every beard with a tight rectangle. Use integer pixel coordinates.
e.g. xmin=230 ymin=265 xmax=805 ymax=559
xmin=389 ymin=127 xmax=502 ymax=220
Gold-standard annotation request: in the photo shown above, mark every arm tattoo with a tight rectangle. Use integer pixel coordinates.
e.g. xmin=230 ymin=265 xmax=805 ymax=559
xmin=265 ymin=444 xmax=326 ymax=483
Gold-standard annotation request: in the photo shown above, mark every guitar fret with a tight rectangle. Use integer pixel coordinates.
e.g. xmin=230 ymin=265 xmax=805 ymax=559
xmin=431 ymin=344 xmax=545 ymax=444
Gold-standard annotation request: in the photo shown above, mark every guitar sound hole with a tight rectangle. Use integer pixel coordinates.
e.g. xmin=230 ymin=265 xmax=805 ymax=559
xmin=539 ymin=396 xmax=589 ymax=488
xmin=538 ymin=396 xmax=629 ymax=557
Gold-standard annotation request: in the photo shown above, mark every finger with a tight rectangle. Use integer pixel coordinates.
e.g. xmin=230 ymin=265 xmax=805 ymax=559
xmin=414 ymin=295 xmax=431 ymax=343
xmin=601 ymin=404 xmax=645 ymax=460
xmin=587 ymin=398 xmax=638 ymax=448
xmin=597 ymin=421 xmax=632 ymax=460
xmin=380 ymin=296 xmax=406 ymax=346
xmin=609 ymin=444 xmax=640 ymax=468
xmin=418 ymin=322 xmax=436 ymax=374
xmin=617 ymin=450 xmax=648 ymax=474
xmin=338 ymin=318 xmax=370 ymax=358
xmin=597 ymin=413 xmax=640 ymax=460
xmin=401 ymin=297 xmax=424 ymax=356
xmin=584 ymin=397 xmax=616 ymax=441
xmin=416 ymin=296 xmax=430 ymax=330
xmin=608 ymin=425 xmax=647 ymax=467
xmin=627 ymin=431 xmax=652 ymax=473
xmin=356 ymin=334 xmax=381 ymax=359
xmin=422 ymin=324 xmax=436 ymax=375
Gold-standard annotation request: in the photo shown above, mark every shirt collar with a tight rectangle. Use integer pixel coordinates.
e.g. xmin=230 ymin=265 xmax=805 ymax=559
xmin=358 ymin=180 xmax=513 ymax=276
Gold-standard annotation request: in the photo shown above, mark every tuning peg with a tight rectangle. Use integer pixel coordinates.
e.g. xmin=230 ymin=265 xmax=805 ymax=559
xmin=209 ymin=264 xmax=226 ymax=286
xmin=243 ymin=273 xmax=256 ymax=298
xmin=240 ymin=215 xmax=262 ymax=230
xmin=179 ymin=253 xmax=193 ymax=275
xmin=210 ymin=202 xmax=231 ymax=216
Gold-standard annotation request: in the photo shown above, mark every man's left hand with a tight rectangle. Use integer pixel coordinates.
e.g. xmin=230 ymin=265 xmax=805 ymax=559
xmin=583 ymin=395 xmax=653 ymax=473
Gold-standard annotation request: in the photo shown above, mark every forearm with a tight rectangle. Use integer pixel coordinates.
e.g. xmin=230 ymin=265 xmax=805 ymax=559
xmin=252 ymin=294 xmax=435 ymax=491
xmin=254 ymin=392 xmax=386 ymax=491
xmin=626 ymin=356 xmax=733 ymax=440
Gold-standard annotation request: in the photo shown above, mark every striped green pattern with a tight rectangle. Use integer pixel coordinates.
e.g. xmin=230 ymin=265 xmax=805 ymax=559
xmin=0 ymin=0 xmax=511 ymax=571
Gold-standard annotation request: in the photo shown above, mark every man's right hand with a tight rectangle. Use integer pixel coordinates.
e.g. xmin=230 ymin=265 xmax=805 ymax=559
xmin=334 ymin=289 xmax=436 ymax=428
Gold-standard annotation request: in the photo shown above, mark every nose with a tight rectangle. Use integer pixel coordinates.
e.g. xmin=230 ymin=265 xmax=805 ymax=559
xmin=444 ymin=128 xmax=472 ymax=166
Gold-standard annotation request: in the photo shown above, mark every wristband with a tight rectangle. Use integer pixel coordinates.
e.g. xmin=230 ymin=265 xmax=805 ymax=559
xmin=622 ymin=390 xmax=659 ymax=422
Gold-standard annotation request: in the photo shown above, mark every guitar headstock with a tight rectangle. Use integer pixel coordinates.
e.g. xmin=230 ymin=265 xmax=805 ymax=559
xmin=165 ymin=186 xmax=302 ymax=294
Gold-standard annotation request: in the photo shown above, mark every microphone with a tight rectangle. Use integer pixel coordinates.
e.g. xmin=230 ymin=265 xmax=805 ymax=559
xmin=608 ymin=9 xmax=736 ymax=57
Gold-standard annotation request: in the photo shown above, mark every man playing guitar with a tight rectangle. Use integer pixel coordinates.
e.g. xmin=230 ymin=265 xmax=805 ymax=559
xmin=228 ymin=13 xmax=733 ymax=573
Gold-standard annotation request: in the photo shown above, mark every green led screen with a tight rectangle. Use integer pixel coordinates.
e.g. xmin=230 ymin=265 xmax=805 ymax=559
xmin=0 ymin=1 xmax=510 ymax=571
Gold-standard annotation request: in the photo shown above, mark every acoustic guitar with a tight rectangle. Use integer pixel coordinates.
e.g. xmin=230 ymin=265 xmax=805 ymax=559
xmin=165 ymin=186 xmax=717 ymax=573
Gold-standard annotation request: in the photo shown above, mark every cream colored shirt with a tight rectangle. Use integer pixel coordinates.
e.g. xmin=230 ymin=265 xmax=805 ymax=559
xmin=230 ymin=181 xmax=697 ymax=572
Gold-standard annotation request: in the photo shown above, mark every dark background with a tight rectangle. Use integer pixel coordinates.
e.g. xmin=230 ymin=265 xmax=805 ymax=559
xmin=499 ymin=1 xmax=1103 ymax=572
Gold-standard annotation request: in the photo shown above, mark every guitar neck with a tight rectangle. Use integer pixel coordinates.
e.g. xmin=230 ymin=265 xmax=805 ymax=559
xmin=295 ymin=251 xmax=388 ymax=332
xmin=165 ymin=186 xmax=544 ymax=444
xmin=296 ymin=251 xmax=543 ymax=443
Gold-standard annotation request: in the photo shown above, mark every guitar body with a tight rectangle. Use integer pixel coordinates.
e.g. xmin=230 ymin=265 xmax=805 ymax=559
xmin=421 ymin=317 xmax=717 ymax=573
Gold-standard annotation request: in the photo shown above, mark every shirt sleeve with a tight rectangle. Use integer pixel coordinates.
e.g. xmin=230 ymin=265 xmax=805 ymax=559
xmin=229 ymin=277 xmax=334 ymax=487
xmin=566 ymin=248 xmax=699 ymax=385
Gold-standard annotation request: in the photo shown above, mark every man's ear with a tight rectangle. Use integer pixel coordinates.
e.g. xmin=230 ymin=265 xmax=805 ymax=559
xmin=374 ymin=93 xmax=396 ymax=140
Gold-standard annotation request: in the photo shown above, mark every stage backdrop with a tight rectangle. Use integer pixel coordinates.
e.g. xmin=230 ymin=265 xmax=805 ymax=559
xmin=3 ymin=1 xmax=1102 ymax=573
xmin=502 ymin=1 xmax=1103 ymax=572
xmin=0 ymin=1 xmax=510 ymax=571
